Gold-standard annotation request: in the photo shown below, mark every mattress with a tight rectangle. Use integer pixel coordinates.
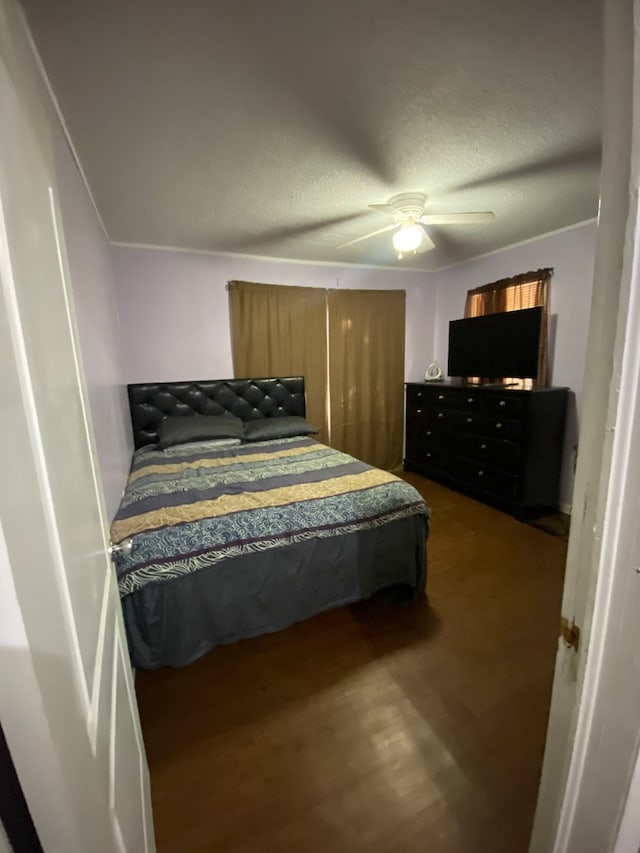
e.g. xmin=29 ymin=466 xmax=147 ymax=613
xmin=111 ymin=436 xmax=430 ymax=668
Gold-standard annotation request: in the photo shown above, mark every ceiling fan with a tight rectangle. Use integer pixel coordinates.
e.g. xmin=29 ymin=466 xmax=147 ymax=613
xmin=337 ymin=192 xmax=495 ymax=258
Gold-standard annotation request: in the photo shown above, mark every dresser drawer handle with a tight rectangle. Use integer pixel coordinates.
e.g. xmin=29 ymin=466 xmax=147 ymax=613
xmin=477 ymin=470 xmax=484 ymax=477
xmin=496 ymin=422 xmax=503 ymax=429
xmin=417 ymin=392 xmax=423 ymax=397
xmin=466 ymin=417 xmax=473 ymax=424
xmin=426 ymin=430 xmax=432 ymax=436
xmin=426 ymin=452 xmax=432 ymax=458
xmin=438 ymin=394 xmax=445 ymax=401
xmin=467 ymin=397 xmax=474 ymax=404
xmin=499 ymin=400 xmax=506 ymax=407
xmin=480 ymin=443 xmax=487 ymax=450
xmin=437 ymin=412 xmax=444 ymax=418
xmin=416 ymin=408 xmax=422 ymax=414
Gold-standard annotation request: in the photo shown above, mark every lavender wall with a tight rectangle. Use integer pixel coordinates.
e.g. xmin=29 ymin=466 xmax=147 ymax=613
xmin=111 ymin=248 xmax=437 ymax=384
xmin=111 ymin=223 xmax=595 ymax=511
xmin=51 ymin=121 xmax=133 ymax=519
xmin=433 ymin=221 xmax=597 ymax=509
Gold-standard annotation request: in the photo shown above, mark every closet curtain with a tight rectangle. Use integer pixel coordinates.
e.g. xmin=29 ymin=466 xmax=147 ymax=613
xmin=464 ymin=268 xmax=551 ymax=386
xmin=328 ymin=289 xmax=405 ymax=471
xmin=228 ymin=280 xmax=329 ymax=444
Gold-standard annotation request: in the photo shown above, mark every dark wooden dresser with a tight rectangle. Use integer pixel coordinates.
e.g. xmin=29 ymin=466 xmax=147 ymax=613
xmin=404 ymin=382 xmax=568 ymax=518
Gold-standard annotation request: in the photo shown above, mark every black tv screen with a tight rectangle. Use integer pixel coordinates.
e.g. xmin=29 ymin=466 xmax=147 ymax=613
xmin=447 ymin=306 xmax=542 ymax=380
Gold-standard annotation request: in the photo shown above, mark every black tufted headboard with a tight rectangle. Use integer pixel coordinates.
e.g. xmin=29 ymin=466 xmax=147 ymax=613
xmin=127 ymin=376 xmax=306 ymax=449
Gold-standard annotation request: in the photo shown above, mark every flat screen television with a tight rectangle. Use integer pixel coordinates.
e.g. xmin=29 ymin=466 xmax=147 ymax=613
xmin=447 ymin=306 xmax=542 ymax=381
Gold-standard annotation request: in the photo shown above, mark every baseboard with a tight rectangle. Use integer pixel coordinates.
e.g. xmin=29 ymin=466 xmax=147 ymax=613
xmin=559 ymin=502 xmax=572 ymax=516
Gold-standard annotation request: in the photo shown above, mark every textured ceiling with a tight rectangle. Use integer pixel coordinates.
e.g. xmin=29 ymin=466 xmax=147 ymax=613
xmin=22 ymin=0 xmax=603 ymax=271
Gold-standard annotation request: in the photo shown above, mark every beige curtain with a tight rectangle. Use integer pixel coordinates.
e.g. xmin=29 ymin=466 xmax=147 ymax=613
xmin=327 ymin=289 xmax=405 ymax=471
xmin=464 ymin=268 xmax=552 ymax=386
xmin=229 ymin=281 xmax=329 ymax=443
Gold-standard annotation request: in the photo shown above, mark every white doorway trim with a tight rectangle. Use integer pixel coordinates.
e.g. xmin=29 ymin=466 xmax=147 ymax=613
xmin=531 ymin=1 xmax=640 ymax=850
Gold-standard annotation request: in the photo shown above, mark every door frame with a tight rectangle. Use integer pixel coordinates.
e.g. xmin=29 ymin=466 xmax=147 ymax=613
xmin=530 ymin=1 xmax=640 ymax=850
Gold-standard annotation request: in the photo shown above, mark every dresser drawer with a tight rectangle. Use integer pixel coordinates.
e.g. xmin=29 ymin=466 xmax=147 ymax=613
xmin=419 ymin=387 xmax=467 ymax=409
xmin=459 ymin=433 xmax=521 ymax=471
xmin=421 ymin=423 xmax=450 ymax=443
xmin=446 ymin=389 xmax=483 ymax=411
xmin=419 ymin=445 xmax=452 ymax=469
xmin=452 ymin=410 xmax=521 ymax=441
xmin=430 ymin=389 xmax=452 ymax=407
xmin=453 ymin=410 xmax=483 ymax=431
xmin=407 ymin=422 xmax=449 ymax=448
xmin=405 ymin=433 xmax=450 ymax=469
xmin=424 ymin=407 xmax=456 ymax=427
xmin=455 ymin=458 xmax=520 ymax=499
xmin=477 ymin=415 xmax=522 ymax=441
xmin=482 ymin=394 xmax=524 ymax=418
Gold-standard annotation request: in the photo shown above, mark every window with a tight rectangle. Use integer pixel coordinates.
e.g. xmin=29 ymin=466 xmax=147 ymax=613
xmin=464 ymin=268 xmax=552 ymax=387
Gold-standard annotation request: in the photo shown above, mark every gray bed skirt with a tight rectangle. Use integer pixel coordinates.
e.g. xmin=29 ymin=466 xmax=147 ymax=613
xmin=122 ymin=512 xmax=428 ymax=669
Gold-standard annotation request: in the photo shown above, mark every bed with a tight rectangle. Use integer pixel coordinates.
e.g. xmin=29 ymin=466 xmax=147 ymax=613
xmin=111 ymin=377 xmax=430 ymax=669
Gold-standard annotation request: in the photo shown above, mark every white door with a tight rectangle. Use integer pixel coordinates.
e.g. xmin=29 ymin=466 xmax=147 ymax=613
xmin=0 ymin=2 xmax=154 ymax=851
xmin=530 ymin=1 xmax=640 ymax=851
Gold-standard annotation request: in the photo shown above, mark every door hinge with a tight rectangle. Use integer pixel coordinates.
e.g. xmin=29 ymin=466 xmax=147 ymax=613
xmin=560 ymin=616 xmax=580 ymax=652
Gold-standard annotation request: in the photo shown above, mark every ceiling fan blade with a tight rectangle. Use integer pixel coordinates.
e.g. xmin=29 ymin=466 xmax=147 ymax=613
xmin=368 ymin=203 xmax=404 ymax=217
xmin=219 ymin=212 xmax=364 ymax=251
xmin=416 ymin=226 xmax=435 ymax=253
xmin=419 ymin=212 xmax=495 ymax=225
xmin=337 ymin=223 xmax=398 ymax=248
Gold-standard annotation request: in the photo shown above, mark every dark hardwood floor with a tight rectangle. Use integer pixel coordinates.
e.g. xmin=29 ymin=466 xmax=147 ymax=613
xmin=136 ymin=475 xmax=567 ymax=853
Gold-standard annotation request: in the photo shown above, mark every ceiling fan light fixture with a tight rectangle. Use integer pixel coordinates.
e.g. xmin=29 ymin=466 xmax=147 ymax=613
xmin=392 ymin=223 xmax=423 ymax=255
xmin=337 ymin=193 xmax=494 ymax=255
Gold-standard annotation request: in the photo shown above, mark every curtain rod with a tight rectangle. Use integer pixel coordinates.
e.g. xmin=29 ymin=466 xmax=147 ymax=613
xmin=467 ymin=267 xmax=554 ymax=295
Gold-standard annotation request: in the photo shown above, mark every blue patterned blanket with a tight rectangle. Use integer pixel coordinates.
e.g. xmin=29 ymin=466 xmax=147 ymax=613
xmin=111 ymin=437 xmax=429 ymax=597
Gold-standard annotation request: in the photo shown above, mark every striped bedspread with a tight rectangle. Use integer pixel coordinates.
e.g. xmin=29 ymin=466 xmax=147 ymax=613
xmin=111 ymin=436 xmax=429 ymax=597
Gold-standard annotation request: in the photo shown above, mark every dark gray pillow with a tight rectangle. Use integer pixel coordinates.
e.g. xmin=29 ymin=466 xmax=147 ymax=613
xmin=242 ymin=416 xmax=318 ymax=442
xmin=157 ymin=414 xmax=244 ymax=449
